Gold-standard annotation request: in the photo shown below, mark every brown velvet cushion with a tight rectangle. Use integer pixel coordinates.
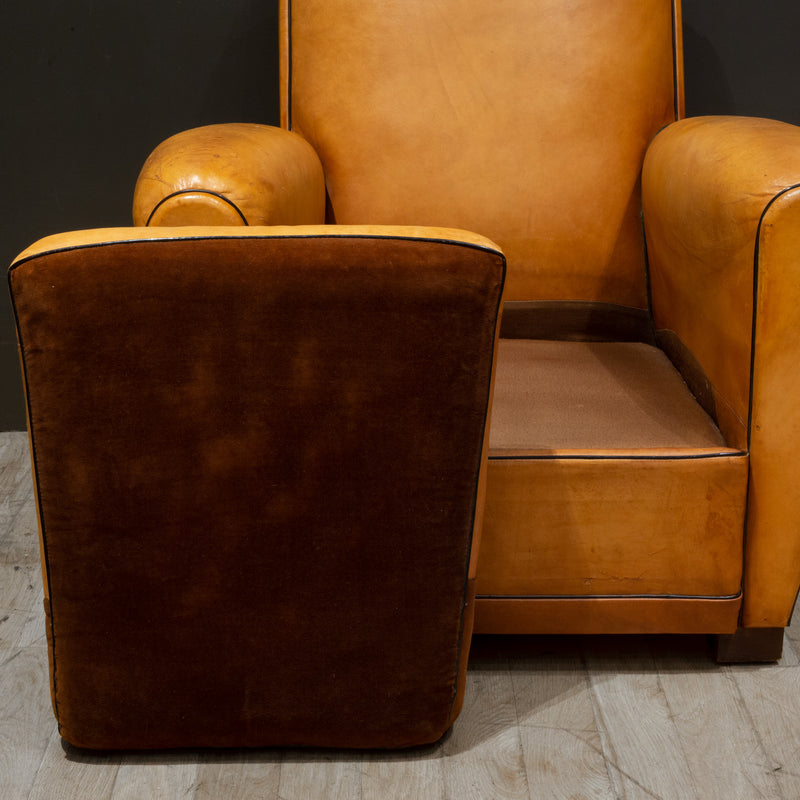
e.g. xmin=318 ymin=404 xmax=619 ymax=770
xmin=9 ymin=228 xmax=505 ymax=749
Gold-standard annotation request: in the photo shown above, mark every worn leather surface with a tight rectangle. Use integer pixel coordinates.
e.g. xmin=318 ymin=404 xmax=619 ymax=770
xmin=480 ymin=454 xmax=746 ymax=598
xmin=133 ymin=123 xmax=325 ymax=226
xmin=282 ymin=0 xmax=679 ymax=304
xmin=9 ymin=227 xmax=505 ymax=749
xmin=644 ymin=116 xmax=800 ymax=626
xmin=479 ymin=340 xmax=746 ymax=600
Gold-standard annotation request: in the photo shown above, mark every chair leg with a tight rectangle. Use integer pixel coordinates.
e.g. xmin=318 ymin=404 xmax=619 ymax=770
xmin=713 ymin=627 xmax=784 ymax=663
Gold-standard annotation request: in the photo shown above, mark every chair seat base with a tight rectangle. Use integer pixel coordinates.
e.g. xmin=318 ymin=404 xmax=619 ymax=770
xmin=473 ymin=595 xmax=742 ymax=635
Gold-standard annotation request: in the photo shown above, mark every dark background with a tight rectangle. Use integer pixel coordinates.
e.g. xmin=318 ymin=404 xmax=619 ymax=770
xmin=2 ymin=1 xmax=799 ymax=430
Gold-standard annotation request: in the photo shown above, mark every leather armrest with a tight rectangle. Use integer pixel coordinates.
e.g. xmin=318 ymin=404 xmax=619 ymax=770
xmin=132 ymin=123 xmax=325 ymax=226
xmin=643 ymin=115 xmax=800 ymax=626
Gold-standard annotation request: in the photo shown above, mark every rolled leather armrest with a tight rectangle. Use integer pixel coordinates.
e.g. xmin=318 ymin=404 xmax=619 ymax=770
xmin=643 ymin=115 xmax=800 ymax=627
xmin=132 ymin=123 xmax=325 ymax=226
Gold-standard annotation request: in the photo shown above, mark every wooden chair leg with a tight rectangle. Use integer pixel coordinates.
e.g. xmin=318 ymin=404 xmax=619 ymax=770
xmin=713 ymin=627 xmax=784 ymax=663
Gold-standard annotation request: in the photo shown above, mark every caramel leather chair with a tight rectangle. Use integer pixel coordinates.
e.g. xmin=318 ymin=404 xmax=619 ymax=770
xmin=132 ymin=0 xmax=800 ymax=662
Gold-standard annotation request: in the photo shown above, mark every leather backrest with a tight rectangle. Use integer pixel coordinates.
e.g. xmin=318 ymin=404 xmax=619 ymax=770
xmin=281 ymin=0 xmax=682 ymax=305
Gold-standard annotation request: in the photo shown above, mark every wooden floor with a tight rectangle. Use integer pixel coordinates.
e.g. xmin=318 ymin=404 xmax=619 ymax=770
xmin=2 ymin=430 xmax=800 ymax=800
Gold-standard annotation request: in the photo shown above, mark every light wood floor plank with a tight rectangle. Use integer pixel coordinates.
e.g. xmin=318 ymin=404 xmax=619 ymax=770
xmin=0 ymin=646 xmax=55 ymax=800
xmin=27 ymin=730 xmax=118 ymax=800
xmin=442 ymin=664 xmax=530 ymax=800
xmin=277 ymin=751 xmax=362 ymax=800
xmin=0 ymin=433 xmax=32 ymax=525
xmin=506 ymin=638 xmax=616 ymax=800
xmin=110 ymin=757 xmax=200 ymax=800
xmin=2 ymin=499 xmax=40 ymax=569
xmin=585 ymin=637 xmax=699 ymax=800
xmin=652 ymin=638 xmax=781 ymax=799
xmin=361 ymin=745 xmax=444 ymax=800
xmin=731 ymin=665 xmax=800 ymax=799
xmin=193 ymin=752 xmax=281 ymax=800
xmin=0 ymin=562 xmax=42 ymax=655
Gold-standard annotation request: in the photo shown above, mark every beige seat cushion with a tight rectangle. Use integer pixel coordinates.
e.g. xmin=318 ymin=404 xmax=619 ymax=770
xmin=490 ymin=340 xmax=730 ymax=454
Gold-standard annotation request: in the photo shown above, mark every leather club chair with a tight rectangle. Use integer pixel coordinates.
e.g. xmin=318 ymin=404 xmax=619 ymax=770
xmin=9 ymin=0 xmax=800 ymax=751
xmin=132 ymin=0 xmax=800 ymax=663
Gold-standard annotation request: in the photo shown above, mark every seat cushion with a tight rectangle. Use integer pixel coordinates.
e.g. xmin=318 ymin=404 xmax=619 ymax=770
xmin=490 ymin=340 xmax=728 ymax=454
xmin=479 ymin=339 xmax=748 ymax=599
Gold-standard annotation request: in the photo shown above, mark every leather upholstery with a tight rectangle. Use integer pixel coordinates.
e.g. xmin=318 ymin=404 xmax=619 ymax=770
xmin=9 ymin=226 xmax=505 ymax=748
xmin=644 ymin=116 xmax=800 ymax=627
xmin=133 ymin=123 xmax=325 ymax=227
xmin=281 ymin=0 xmax=680 ymax=304
xmin=477 ymin=339 xmax=747 ymax=625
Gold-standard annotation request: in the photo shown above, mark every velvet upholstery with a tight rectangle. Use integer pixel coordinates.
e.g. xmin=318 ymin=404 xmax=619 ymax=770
xmin=9 ymin=227 xmax=505 ymax=749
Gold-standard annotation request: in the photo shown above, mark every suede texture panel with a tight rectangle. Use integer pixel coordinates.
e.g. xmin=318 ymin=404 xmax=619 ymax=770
xmin=10 ymin=234 xmax=505 ymax=749
xmin=490 ymin=340 xmax=729 ymax=453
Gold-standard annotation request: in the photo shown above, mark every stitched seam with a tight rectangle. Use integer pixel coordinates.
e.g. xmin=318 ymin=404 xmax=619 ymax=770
xmin=145 ymin=190 xmax=248 ymax=226
xmin=489 ymin=452 xmax=746 ymax=462
xmin=10 ymin=234 xmax=505 ymax=271
xmin=477 ymin=592 xmax=742 ymax=601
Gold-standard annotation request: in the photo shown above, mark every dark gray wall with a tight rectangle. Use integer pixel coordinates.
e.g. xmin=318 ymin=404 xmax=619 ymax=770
xmin=2 ymin=1 xmax=799 ymax=430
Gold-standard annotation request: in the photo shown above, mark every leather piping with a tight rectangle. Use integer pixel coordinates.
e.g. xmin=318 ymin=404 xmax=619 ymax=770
xmin=489 ymin=452 xmax=746 ymax=462
xmin=748 ymin=183 xmax=800 ymax=449
xmin=9 ymin=233 xmax=506 ymax=271
xmin=477 ymin=591 xmax=743 ymax=601
xmin=286 ymin=0 xmax=293 ymax=130
xmin=145 ymin=190 xmax=249 ymax=226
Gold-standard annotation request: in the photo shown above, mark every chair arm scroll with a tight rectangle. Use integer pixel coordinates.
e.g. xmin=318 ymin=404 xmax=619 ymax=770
xmin=133 ymin=123 xmax=325 ymax=227
xmin=643 ymin=115 xmax=800 ymax=627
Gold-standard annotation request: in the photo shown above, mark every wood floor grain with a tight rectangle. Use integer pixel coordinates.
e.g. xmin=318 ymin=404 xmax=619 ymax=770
xmin=2 ymin=430 xmax=799 ymax=800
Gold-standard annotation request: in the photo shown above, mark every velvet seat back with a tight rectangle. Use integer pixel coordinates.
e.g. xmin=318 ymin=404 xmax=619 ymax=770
xmin=281 ymin=0 xmax=682 ymax=305
xmin=9 ymin=227 xmax=505 ymax=749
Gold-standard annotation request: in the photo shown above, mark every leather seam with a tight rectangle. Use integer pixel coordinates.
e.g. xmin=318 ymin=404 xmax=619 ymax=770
xmin=9 ymin=234 xmax=505 ymax=272
xmin=476 ymin=592 xmax=743 ymax=601
xmin=287 ymin=0 xmax=293 ymax=130
xmin=145 ymin=189 xmax=249 ymax=226
xmin=488 ymin=452 xmax=747 ymax=462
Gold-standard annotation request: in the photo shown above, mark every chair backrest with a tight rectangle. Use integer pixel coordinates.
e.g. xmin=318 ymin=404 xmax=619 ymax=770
xmin=9 ymin=226 xmax=505 ymax=748
xmin=281 ymin=0 xmax=683 ymax=307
